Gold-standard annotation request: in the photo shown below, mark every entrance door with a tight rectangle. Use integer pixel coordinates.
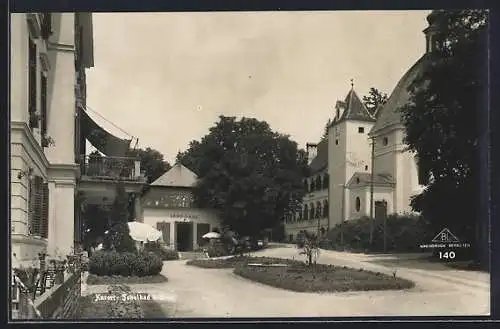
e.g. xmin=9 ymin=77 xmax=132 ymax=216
xmin=374 ymin=201 xmax=388 ymax=221
xmin=176 ymin=222 xmax=194 ymax=251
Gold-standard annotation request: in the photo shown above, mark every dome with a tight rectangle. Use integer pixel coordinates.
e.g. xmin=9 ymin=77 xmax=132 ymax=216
xmin=369 ymin=54 xmax=431 ymax=135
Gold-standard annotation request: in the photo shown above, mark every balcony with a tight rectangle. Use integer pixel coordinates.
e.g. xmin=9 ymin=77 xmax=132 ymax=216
xmin=78 ymin=155 xmax=147 ymax=204
xmin=79 ymin=155 xmax=146 ymax=182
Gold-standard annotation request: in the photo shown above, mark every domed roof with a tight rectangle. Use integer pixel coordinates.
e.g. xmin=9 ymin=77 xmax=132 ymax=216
xmin=369 ymin=54 xmax=431 ymax=135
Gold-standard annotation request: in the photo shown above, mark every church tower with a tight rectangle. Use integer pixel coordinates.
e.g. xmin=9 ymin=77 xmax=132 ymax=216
xmin=327 ymin=81 xmax=376 ymax=228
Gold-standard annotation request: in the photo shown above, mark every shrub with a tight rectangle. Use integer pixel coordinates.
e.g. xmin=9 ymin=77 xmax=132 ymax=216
xmin=206 ymin=243 xmax=230 ymax=258
xmin=325 ymin=213 xmax=434 ymax=253
xmin=89 ymin=251 xmax=163 ymax=277
xmin=144 ymin=242 xmax=179 ymax=261
xmin=296 ymin=230 xmax=320 ymax=266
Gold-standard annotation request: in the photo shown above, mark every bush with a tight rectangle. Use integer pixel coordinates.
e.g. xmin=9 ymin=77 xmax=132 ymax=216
xmin=324 ymin=214 xmax=434 ymax=253
xmin=206 ymin=242 xmax=230 ymax=258
xmin=144 ymin=242 xmax=179 ymax=261
xmin=89 ymin=251 xmax=163 ymax=277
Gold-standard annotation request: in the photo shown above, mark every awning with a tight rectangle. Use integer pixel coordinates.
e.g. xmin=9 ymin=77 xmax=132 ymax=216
xmin=79 ymin=106 xmax=131 ymax=157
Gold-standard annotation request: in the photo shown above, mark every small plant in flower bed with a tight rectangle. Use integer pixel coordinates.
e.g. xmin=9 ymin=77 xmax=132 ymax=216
xmin=88 ymin=250 xmax=163 ymax=277
xmin=186 ymin=256 xmax=297 ymax=269
xmin=233 ymin=261 xmax=415 ymax=293
xmin=144 ymin=242 xmax=179 ymax=261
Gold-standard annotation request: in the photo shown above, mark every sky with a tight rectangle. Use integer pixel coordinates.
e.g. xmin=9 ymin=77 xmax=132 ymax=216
xmin=86 ymin=10 xmax=431 ymax=164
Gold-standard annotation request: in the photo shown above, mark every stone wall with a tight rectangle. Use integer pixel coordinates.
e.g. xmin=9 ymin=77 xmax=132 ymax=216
xmin=12 ymin=271 xmax=81 ymax=320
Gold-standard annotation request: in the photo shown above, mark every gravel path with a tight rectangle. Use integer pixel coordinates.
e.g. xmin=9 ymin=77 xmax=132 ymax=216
xmin=82 ymin=246 xmax=490 ymax=317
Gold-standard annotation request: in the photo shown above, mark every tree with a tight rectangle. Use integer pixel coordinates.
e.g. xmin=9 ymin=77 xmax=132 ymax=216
xmin=103 ymin=181 xmax=137 ymax=252
xmin=177 ymin=116 xmax=309 ymax=237
xmin=321 ymin=119 xmax=332 ymax=141
xmin=127 ymin=147 xmax=171 ymax=183
xmin=400 ymin=10 xmax=488 ymax=267
xmin=363 ymin=87 xmax=388 ymax=116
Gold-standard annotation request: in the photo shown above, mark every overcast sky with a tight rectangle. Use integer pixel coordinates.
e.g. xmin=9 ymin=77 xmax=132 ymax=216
xmin=86 ymin=10 xmax=430 ymax=164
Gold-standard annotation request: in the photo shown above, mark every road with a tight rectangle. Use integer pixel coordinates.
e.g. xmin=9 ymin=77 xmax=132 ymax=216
xmin=83 ymin=245 xmax=490 ymax=317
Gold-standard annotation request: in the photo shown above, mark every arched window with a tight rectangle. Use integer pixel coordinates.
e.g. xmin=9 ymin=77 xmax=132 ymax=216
xmin=310 ymin=180 xmax=315 ymax=192
xmin=304 ymin=179 xmax=309 ymax=192
xmin=323 ymin=200 xmax=329 ymax=218
xmin=323 ymin=173 xmax=329 ymax=189
xmin=315 ymin=201 xmax=322 ymax=218
xmin=298 ymin=210 xmax=303 ymax=221
xmin=355 ymin=197 xmax=361 ymax=212
xmin=309 ymin=203 xmax=315 ymax=220
xmin=315 ymin=176 xmax=322 ymax=191
xmin=303 ymin=204 xmax=309 ymax=221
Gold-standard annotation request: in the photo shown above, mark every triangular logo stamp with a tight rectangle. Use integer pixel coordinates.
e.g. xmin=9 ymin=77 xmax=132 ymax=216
xmin=431 ymin=228 xmax=460 ymax=243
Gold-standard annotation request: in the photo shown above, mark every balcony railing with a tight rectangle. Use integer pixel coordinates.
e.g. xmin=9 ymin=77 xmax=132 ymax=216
xmin=79 ymin=155 xmax=146 ymax=182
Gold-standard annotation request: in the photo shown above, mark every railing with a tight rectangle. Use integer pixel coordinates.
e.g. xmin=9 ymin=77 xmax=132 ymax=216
xmin=79 ymin=155 xmax=145 ymax=182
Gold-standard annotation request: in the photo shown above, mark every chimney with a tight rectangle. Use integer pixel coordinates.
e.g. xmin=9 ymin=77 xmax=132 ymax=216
xmin=306 ymin=143 xmax=318 ymax=165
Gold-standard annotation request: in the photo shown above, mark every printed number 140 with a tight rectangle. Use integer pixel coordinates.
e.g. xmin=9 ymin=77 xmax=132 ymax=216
xmin=439 ymin=251 xmax=456 ymax=260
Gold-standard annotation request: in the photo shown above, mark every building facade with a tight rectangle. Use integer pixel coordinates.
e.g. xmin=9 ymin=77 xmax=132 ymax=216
xmin=285 ymin=13 xmax=436 ymax=241
xmin=137 ymin=163 xmax=221 ymax=251
xmin=11 ymin=13 xmax=94 ymax=266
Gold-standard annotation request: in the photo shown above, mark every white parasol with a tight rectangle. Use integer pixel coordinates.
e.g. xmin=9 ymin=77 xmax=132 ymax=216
xmin=202 ymin=232 xmax=221 ymax=239
xmin=128 ymin=221 xmax=163 ymax=242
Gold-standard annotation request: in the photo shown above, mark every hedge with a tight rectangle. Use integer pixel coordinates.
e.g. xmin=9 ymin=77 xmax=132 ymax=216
xmin=88 ymin=251 xmax=163 ymax=277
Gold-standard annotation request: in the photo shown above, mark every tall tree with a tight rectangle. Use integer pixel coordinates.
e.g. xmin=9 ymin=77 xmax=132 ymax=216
xmin=103 ymin=181 xmax=137 ymax=252
xmin=363 ymin=87 xmax=388 ymax=116
xmin=178 ymin=116 xmax=309 ymax=237
xmin=400 ymin=10 xmax=488 ymax=266
xmin=127 ymin=147 xmax=171 ymax=183
xmin=321 ymin=119 xmax=332 ymax=141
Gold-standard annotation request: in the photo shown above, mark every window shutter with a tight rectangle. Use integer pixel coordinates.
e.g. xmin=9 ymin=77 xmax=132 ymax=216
xmin=40 ymin=182 xmax=49 ymax=238
xmin=28 ymin=178 xmax=35 ymax=235
xmin=31 ymin=176 xmax=44 ymax=236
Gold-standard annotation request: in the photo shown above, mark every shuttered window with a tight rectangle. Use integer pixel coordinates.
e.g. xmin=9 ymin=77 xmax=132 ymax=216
xmin=40 ymin=75 xmax=48 ymax=140
xmin=28 ymin=37 xmax=37 ymax=116
xmin=28 ymin=176 xmax=49 ymax=239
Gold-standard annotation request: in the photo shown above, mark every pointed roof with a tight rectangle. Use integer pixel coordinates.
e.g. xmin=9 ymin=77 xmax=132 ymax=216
xmin=150 ymin=163 xmax=198 ymax=187
xmin=337 ymin=88 xmax=376 ymax=123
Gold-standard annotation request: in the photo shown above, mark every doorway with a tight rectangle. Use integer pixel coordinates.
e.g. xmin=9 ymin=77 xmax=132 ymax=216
xmin=374 ymin=200 xmax=388 ymax=221
xmin=176 ymin=222 xmax=193 ymax=251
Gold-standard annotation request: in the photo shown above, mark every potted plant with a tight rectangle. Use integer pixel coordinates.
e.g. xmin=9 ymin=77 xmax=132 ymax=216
xmin=29 ymin=112 xmax=40 ymax=129
xmin=41 ymin=135 xmax=55 ymax=148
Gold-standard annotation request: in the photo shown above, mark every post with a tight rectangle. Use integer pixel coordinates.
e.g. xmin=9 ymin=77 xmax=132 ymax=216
xmin=369 ymin=137 xmax=375 ymax=245
xmin=383 ymin=208 xmax=387 ymax=252
xmin=340 ymin=184 xmax=345 ymax=246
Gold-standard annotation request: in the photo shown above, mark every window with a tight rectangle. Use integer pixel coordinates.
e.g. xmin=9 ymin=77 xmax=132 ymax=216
xmin=303 ymin=205 xmax=309 ymax=221
xmin=310 ymin=180 xmax=315 ymax=192
xmin=28 ymin=37 xmax=38 ymax=128
xmin=335 ymin=139 xmax=339 ymax=145
xmin=365 ymin=165 xmax=369 ymax=171
xmin=315 ymin=176 xmax=322 ymax=190
xmin=309 ymin=203 xmax=315 ymax=220
xmin=28 ymin=176 xmax=49 ymax=238
xmin=356 ymin=177 xmax=360 ymax=184
xmin=315 ymin=202 xmax=322 ymax=219
xmin=323 ymin=200 xmax=329 ymax=218
xmin=383 ymin=137 xmax=388 ymax=146
xmin=322 ymin=173 xmax=329 ymax=189
xmin=336 ymin=108 xmax=340 ymax=118
xmin=355 ymin=197 xmax=361 ymax=212
xmin=358 ymin=127 xmax=364 ymax=133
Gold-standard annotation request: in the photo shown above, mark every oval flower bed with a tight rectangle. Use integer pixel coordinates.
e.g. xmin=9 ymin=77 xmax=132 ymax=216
xmin=232 ymin=258 xmax=415 ymax=293
xmin=186 ymin=256 xmax=297 ymax=269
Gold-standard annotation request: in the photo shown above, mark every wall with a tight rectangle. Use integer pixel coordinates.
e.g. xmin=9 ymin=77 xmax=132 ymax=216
xmin=344 ymin=120 xmax=374 ymax=181
xmin=142 ymin=207 xmax=221 ymax=250
xmin=327 ymin=122 xmax=346 ymax=228
xmin=10 ymin=14 xmax=51 ymax=266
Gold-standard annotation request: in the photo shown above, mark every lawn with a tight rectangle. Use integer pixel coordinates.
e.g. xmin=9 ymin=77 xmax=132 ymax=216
xmin=234 ymin=259 xmax=415 ymax=293
xmin=187 ymin=255 xmax=415 ymax=293
xmin=87 ymin=274 xmax=168 ymax=285
xmin=186 ymin=256 xmax=297 ymax=269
